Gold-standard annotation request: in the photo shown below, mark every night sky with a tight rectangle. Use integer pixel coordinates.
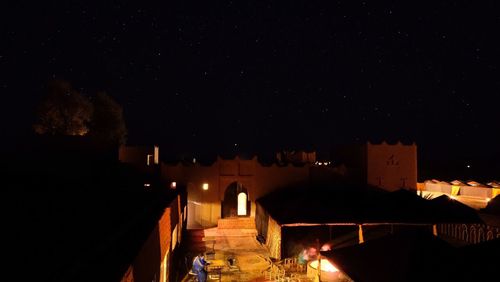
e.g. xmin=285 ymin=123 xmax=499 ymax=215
xmin=1 ymin=2 xmax=499 ymax=167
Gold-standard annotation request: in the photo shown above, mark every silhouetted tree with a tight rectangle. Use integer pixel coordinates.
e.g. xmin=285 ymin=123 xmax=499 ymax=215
xmin=34 ymin=80 xmax=93 ymax=136
xmin=89 ymin=91 xmax=127 ymax=146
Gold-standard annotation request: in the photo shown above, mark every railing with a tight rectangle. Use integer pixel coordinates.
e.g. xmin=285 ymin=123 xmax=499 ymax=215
xmin=262 ymin=256 xmax=309 ymax=282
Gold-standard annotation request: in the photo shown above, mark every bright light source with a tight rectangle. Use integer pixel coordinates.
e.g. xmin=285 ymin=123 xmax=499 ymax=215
xmin=466 ymin=165 xmax=471 ymax=168
xmin=202 ymin=183 xmax=209 ymax=190
xmin=449 ymin=195 xmax=457 ymax=200
xmin=321 ymin=243 xmax=332 ymax=251
xmin=309 ymin=259 xmax=339 ymax=273
xmin=486 ymin=197 xmax=491 ymax=202
xmin=144 ymin=183 xmax=151 ymax=187
xmin=170 ymin=182 xmax=177 ymax=189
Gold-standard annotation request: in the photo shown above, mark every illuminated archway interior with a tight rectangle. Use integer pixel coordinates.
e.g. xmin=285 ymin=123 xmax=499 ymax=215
xmin=237 ymin=192 xmax=247 ymax=215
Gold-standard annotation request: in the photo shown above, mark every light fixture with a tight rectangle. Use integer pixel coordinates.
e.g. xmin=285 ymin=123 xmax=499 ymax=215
xmin=202 ymin=183 xmax=209 ymax=190
xmin=144 ymin=183 xmax=151 ymax=187
xmin=170 ymin=181 xmax=177 ymax=189
xmin=154 ymin=145 xmax=159 ymax=164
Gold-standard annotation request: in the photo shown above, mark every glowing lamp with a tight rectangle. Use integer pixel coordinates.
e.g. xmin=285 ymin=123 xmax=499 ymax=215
xmin=144 ymin=183 xmax=151 ymax=187
xmin=170 ymin=182 xmax=177 ymax=189
xmin=202 ymin=183 xmax=209 ymax=190
xmin=307 ymin=259 xmax=341 ymax=281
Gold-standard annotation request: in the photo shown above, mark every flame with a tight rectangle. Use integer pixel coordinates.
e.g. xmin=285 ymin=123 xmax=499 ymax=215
xmin=310 ymin=259 xmax=339 ymax=273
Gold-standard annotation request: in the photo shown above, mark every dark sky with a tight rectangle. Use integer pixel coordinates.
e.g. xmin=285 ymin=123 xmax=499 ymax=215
xmin=1 ymin=1 xmax=499 ymax=163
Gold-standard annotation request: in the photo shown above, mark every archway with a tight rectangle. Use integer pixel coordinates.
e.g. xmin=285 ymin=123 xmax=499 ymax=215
xmin=222 ymin=182 xmax=250 ymax=218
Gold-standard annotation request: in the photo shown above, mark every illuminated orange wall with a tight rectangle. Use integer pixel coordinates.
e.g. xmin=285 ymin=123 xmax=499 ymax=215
xmin=160 ymin=143 xmax=417 ymax=226
xmin=266 ymin=216 xmax=282 ymax=260
xmin=120 ymin=266 xmax=134 ymax=282
xmin=161 ymin=157 xmax=311 ymax=226
xmin=119 ymin=197 xmax=187 ymax=282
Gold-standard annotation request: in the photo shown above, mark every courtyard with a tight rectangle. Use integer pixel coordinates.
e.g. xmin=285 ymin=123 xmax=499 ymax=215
xmin=181 ymin=227 xmax=314 ymax=282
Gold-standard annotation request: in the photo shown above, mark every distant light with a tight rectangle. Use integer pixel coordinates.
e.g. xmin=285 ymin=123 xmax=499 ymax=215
xmin=486 ymin=197 xmax=491 ymax=202
xmin=466 ymin=165 xmax=471 ymax=168
xmin=170 ymin=182 xmax=177 ymax=189
xmin=202 ymin=183 xmax=209 ymax=190
xmin=234 ymin=143 xmax=238 ymax=147
xmin=144 ymin=183 xmax=151 ymax=187
xmin=193 ymin=158 xmax=196 ymax=164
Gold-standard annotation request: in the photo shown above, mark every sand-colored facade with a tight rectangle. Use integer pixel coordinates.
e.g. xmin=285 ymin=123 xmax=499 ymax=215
xmin=161 ymin=156 xmax=311 ymax=227
xmin=120 ymin=142 xmax=417 ymax=228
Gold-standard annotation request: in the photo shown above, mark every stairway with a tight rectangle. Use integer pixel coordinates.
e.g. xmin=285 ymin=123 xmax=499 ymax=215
xmin=217 ymin=217 xmax=256 ymax=229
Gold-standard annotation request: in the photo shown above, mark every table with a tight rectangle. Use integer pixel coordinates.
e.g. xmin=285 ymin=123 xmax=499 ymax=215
xmin=207 ymin=259 xmax=225 ymax=281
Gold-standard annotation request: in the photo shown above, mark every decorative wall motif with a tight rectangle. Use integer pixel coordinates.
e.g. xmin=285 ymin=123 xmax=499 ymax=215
xmin=438 ymin=223 xmax=500 ymax=245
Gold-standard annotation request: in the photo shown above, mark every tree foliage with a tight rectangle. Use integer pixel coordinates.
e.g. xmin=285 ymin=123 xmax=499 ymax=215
xmin=34 ymin=80 xmax=93 ymax=136
xmin=34 ymin=80 xmax=127 ymax=147
xmin=89 ymin=91 xmax=127 ymax=146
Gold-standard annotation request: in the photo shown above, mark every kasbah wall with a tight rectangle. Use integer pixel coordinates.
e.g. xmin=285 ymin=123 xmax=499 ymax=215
xmin=160 ymin=156 xmax=310 ymax=227
xmin=366 ymin=142 xmax=417 ymax=191
xmin=158 ymin=142 xmax=417 ymax=227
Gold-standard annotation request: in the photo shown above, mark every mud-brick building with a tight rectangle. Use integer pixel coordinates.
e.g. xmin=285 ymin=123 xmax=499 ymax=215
xmin=119 ymin=142 xmax=417 ymax=229
xmin=8 ymin=137 xmax=188 ymax=282
xmin=331 ymin=141 xmax=417 ymax=191
xmin=119 ymin=189 xmax=188 ymax=282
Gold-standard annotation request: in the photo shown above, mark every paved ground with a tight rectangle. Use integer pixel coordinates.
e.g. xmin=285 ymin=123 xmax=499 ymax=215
xmin=179 ymin=226 xmax=375 ymax=282
xmin=181 ymin=227 xmax=274 ymax=282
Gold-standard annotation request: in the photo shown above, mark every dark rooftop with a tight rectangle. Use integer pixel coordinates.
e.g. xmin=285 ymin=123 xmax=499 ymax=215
xmin=256 ymin=182 xmax=482 ymax=225
xmin=323 ymin=233 xmax=500 ymax=282
xmin=5 ymin=137 xmax=180 ymax=281
xmin=323 ymin=231 xmax=453 ymax=282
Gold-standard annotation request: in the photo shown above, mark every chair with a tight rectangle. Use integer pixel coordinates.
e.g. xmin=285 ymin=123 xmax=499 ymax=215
xmin=188 ymin=270 xmax=198 ymax=282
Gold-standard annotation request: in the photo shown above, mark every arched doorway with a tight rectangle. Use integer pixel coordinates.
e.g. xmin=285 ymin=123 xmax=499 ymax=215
xmin=222 ymin=182 xmax=250 ymax=218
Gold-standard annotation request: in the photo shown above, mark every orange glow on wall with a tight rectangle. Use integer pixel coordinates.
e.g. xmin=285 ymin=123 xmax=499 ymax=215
xmin=358 ymin=224 xmax=364 ymax=244
xmin=154 ymin=145 xmax=159 ymax=164
xmin=492 ymin=189 xmax=500 ymax=198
